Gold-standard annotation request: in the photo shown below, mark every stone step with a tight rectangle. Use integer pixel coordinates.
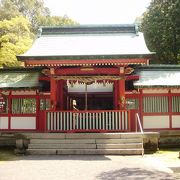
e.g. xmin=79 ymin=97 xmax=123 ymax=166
xmin=97 ymin=143 xmax=143 ymax=149
xmin=26 ymin=133 xmax=144 ymax=155
xmin=65 ymin=133 xmax=121 ymax=139
xmin=120 ymin=133 xmax=143 ymax=139
xmin=28 ymin=143 xmax=142 ymax=149
xmin=27 ymin=148 xmax=144 ymax=155
xmin=24 ymin=133 xmax=65 ymax=139
xmin=28 ymin=143 xmax=96 ymax=149
xmin=96 ymin=138 xmax=142 ymax=144
xmin=56 ymin=149 xmax=144 ymax=155
xmin=24 ymin=133 xmax=143 ymax=140
xmin=30 ymin=138 xmax=142 ymax=144
xmin=27 ymin=149 xmax=57 ymax=155
xmin=30 ymin=139 xmax=96 ymax=144
xmin=65 ymin=133 xmax=143 ymax=139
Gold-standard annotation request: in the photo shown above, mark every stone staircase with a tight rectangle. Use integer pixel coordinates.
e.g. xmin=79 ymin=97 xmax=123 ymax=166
xmin=26 ymin=133 xmax=144 ymax=155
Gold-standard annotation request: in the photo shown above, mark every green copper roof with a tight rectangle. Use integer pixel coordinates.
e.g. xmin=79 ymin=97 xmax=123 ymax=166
xmin=134 ymin=67 xmax=180 ymax=88
xmin=0 ymin=72 xmax=40 ymax=89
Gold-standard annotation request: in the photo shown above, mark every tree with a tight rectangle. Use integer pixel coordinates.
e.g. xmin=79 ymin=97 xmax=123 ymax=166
xmin=0 ymin=0 xmax=21 ymax=20
xmin=37 ymin=15 xmax=78 ymax=27
xmin=0 ymin=0 xmax=50 ymax=32
xmin=0 ymin=16 xmax=33 ymax=67
xmin=141 ymin=0 xmax=180 ymax=64
xmin=0 ymin=0 xmax=78 ymax=33
xmin=0 ymin=0 xmax=78 ymax=68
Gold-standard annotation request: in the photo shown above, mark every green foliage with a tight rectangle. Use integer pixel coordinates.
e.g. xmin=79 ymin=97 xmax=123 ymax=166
xmin=37 ymin=15 xmax=78 ymax=27
xmin=0 ymin=0 xmax=78 ymax=68
xmin=0 ymin=0 xmax=50 ymax=32
xmin=0 ymin=0 xmax=21 ymax=20
xmin=0 ymin=16 xmax=33 ymax=67
xmin=0 ymin=0 xmax=78 ymax=33
xmin=141 ymin=0 xmax=180 ymax=64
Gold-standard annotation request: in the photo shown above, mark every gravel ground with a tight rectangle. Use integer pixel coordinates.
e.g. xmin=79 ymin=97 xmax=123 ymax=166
xmin=0 ymin=155 xmax=176 ymax=180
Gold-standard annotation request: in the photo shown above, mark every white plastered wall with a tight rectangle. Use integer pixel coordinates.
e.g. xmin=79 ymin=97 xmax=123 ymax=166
xmin=143 ymin=116 xmax=169 ymax=129
xmin=11 ymin=117 xmax=36 ymax=129
xmin=172 ymin=115 xmax=180 ymax=128
xmin=0 ymin=117 xmax=8 ymax=129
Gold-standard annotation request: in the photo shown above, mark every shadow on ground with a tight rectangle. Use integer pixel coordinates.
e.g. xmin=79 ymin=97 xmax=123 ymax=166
xmin=96 ymin=168 xmax=175 ymax=180
xmin=23 ymin=154 xmax=112 ymax=161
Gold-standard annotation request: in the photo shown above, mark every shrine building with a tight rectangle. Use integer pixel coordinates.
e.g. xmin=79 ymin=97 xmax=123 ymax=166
xmin=1 ymin=24 xmax=180 ymax=133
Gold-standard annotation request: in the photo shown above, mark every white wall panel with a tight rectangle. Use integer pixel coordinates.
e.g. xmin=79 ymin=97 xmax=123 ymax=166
xmin=172 ymin=115 xmax=180 ymax=128
xmin=11 ymin=117 xmax=36 ymax=129
xmin=0 ymin=117 xmax=8 ymax=129
xmin=143 ymin=116 xmax=169 ymax=129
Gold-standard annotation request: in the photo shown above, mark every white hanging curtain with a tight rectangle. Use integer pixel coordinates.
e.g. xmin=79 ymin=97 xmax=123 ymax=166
xmin=53 ymin=75 xmax=123 ymax=83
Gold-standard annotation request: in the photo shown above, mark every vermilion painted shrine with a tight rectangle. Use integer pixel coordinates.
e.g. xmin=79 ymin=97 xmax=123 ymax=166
xmin=1 ymin=24 xmax=180 ymax=133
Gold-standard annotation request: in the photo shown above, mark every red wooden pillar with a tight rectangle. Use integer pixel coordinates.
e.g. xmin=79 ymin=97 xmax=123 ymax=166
xmin=118 ymin=67 xmax=126 ymax=110
xmin=118 ymin=79 xmax=126 ymax=110
xmin=36 ymin=91 xmax=40 ymax=131
xmin=50 ymin=77 xmax=57 ymax=110
xmin=168 ymin=89 xmax=172 ymax=129
xmin=56 ymin=80 xmax=65 ymax=110
xmin=113 ymin=81 xmax=118 ymax=110
xmin=8 ymin=91 xmax=12 ymax=130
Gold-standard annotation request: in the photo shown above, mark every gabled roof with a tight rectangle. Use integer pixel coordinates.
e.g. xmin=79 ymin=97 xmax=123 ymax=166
xmin=17 ymin=24 xmax=154 ymax=64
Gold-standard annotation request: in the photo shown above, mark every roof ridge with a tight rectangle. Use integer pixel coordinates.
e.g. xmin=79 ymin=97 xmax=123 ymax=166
xmin=38 ymin=24 xmax=137 ymax=36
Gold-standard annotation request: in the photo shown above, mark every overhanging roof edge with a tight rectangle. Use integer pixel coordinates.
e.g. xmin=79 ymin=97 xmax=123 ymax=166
xmin=17 ymin=53 xmax=155 ymax=61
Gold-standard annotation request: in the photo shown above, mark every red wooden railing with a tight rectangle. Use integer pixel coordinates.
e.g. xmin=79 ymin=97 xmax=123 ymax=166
xmin=40 ymin=110 xmax=130 ymax=132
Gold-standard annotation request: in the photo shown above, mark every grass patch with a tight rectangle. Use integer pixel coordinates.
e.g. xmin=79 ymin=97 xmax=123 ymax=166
xmin=0 ymin=147 xmax=18 ymax=161
xmin=153 ymin=148 xmax=180 ymax=167
xmin=157 ymin=148 xmax=180 ymax=154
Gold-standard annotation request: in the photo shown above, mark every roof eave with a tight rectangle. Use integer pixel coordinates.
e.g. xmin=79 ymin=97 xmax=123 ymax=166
xmin=0 ymin=67 xmax=45 ymax=72
xmin=17 ymin=53 xmax=155 ymax=61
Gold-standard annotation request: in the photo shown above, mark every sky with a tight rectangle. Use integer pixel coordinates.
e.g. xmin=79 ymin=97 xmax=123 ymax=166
xmin=43 ymin=0 xmax=151 ymax=24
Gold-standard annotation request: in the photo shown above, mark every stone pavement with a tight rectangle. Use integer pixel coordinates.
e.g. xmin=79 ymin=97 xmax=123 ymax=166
xmin=0 ymin=155 xmax=176 ymax=180
xmin=151 ymin=152 xmax=180 ymax=180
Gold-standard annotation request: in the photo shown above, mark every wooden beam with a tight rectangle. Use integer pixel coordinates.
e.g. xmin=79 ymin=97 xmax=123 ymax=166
xmin=55 ymin=67 xmax=120 ymax=75
xmin=39 ymin=77 xmax=50 ymax=81
xmin=126 ymin=75 xmax=139 ymax=81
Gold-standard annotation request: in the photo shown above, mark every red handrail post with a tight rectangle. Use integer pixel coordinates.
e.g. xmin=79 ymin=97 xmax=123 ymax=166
xmin=128 ymin=110 xmax=131 ymax=131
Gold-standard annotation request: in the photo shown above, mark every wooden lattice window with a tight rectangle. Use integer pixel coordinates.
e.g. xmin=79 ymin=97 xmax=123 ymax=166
xmin=12 ymin=98 xmax=36 ymax=114
xmin=172 ymin=96 xmax=180 ymax=112
xmin=143 ymin=96 xmax=168 ymax=113
xmin=126 ymin=98 xmax=139 ymax=110
xmin=0 ymin=96 xmax=8 ymax=114
xmin=40 ymin=99 xmax=50 ymax=110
